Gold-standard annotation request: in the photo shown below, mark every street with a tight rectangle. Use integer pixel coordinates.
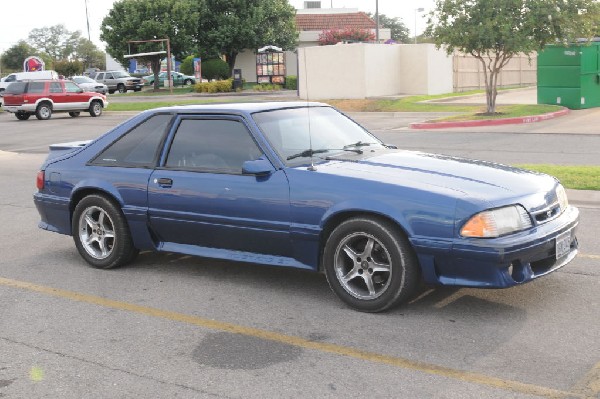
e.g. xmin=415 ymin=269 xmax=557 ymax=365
xmin=0 ymin=110 xmax=599 ymax=398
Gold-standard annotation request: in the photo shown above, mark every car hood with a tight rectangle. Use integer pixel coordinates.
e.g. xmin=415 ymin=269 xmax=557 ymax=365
xmin=317 ymin=150 xmax=557 ymax=206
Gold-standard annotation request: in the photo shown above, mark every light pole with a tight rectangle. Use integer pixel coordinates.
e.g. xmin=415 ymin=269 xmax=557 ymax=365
xmin=414 ymin=8 xmax=424 ymax=44
xmin=375 ymin=0 xmax=379 ymax=43
xmin=85 ymin=0 xmax=91 ymax=41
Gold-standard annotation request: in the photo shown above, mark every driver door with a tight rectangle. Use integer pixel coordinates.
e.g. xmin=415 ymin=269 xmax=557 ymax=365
xmin=148 ymin=115 xmax=292 ymax=257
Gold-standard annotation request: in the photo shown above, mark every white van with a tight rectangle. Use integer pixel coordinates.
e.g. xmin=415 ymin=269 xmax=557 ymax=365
xmin=0 ymin=70 xmax=59 ymax=92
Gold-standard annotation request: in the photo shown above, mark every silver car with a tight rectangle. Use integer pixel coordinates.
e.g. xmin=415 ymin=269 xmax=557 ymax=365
xmin=72 ymin=76 xmax=108 ymax=95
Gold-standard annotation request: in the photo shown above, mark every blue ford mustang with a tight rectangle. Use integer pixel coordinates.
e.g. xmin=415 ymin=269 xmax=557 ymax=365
xmin=34 ymin=102 xmax=579 ymax=312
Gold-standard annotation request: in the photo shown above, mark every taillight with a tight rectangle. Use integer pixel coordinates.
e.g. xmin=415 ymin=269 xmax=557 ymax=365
xmin=36 ymin=171 xmax=45 ymax=190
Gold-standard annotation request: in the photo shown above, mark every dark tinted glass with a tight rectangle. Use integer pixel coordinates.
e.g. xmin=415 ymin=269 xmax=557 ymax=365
xmin=5 ymin=82 xmax=26 ymax=94
xmin=91 ymin=114 xmax=172 ymax=167
xmin=165 ymin=119 xmax=262 ymax=173
xmin=27 ymin=82 xmax=45 ymax=93
xmin=49 ymin=82 xmax=62 ymax=93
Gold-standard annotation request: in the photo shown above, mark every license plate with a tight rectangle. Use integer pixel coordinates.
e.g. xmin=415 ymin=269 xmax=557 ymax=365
xmin=555 ymin=230 xmax=572 ymax=259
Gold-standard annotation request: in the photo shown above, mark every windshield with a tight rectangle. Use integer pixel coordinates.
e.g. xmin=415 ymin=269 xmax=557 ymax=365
xmin=252 ymin=106 xmax=384 ymax=166
xmin=112 ymin=71 xmax=131 ymax=78
xmin=73 ymin=77 xmax=95 ymax=84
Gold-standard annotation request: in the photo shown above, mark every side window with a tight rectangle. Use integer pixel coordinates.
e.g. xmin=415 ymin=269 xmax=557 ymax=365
xmin=65 ymin=82 xmax=80 ymax=92
xmin=27 ymin=82 xmax=46 ymax=94
xmin=90 ymin=114 xmax=173 ymax=167
xmin=6 ymin=75 xmax=16 ymax=82
xmin=165 ymin=119 xmax=263 ymax=174
xmin=105 ymin=73 xmax=113 ymax=79
xmin=49 ymin=82 xmax=63 ymax=93
xmin=96 ymin=73 xmax=104 ymax=80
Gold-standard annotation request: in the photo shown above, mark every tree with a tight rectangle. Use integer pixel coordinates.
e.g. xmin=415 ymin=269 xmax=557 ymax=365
xmin=426 ymin=0 xmax=600 ymax=114
xmin=318 ymin=28 xmax=376 ymax=45
xmin=28 ymin=24 xmax=82 ymax=61
xmin=197 ymin=0 xmax=298 ymax=73
xmin=74 ymin=39 xmax=106 ymax=69
xmin=101 ymin=0 xmax=200 ymax=89
xmin=1 ymin=41 xmax=43 ymax=71
xmin=368 ymin=13 xmax=410 ymax=43
xmin=54 ymin=60 xmax=84 ymax=77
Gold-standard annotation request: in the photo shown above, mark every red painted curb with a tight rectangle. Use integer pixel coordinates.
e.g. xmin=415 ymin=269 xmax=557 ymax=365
xmin=409 ymin=108 xmax=570 ymax=129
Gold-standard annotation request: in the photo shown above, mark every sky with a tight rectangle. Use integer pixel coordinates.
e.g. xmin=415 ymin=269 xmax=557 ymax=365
xmin=0 ymin=0 xmax=435 ymax=53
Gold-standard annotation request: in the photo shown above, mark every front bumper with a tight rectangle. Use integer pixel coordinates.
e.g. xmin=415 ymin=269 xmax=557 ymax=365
xmin=417 ymin=205 xmax=579 ymax=288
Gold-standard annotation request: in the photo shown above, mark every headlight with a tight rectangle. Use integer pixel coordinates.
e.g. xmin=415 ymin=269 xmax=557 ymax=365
xmin=556 ymin=184 xmax=568 ymax=211
xmin=461 ymin=205 xmax=532 ymax=238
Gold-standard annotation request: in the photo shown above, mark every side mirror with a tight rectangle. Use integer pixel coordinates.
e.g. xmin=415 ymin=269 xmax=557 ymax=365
xmin=242 ymin=158 xmax=274 ymax=176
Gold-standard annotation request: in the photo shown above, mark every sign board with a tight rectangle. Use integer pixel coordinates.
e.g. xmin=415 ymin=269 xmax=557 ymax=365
xmin=23 ymin=56 xmax=45 ymax=72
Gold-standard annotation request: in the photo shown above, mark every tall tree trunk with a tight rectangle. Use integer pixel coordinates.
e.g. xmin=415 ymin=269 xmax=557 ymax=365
xmin=151 ymin=58 xmax=161 ymax=90
xmin=226 ymin=51 xmax=238 ymax=77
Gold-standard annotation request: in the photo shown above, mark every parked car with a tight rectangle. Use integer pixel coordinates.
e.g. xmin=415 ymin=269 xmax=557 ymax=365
xmin=93 ymin=70 xmax=143 ymax=93
xmin=143 ymin=71 xmax=196 ymax=86
xmin=3 ymin=79 xmax=108 ymax=120
xmin=71 ymin=76 xmax=108 ymax=94
xmin=33 ymin=103 xmax=579 ymax=312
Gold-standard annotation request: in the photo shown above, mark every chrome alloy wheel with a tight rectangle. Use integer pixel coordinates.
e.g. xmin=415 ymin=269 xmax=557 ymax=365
xmin=78 ymin=206 xmax=116 ymax=260
xmin=333 ymin=232 xmax=392 ymax=300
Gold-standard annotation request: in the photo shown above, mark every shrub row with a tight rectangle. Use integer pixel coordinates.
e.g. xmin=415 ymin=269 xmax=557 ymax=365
xmin=194 ymin=79 xmax=233 ymax=93
xmin=253 ymin=83 xmax=282 ymax=92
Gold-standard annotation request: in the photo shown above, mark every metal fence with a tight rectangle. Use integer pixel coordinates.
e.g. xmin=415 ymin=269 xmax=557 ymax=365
xmin=453 ymin=53 xmax=537 ymax=92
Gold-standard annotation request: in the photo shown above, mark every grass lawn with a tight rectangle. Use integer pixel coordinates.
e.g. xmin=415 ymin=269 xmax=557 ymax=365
xmin=515 ymin=165 xmax=600 ymax=191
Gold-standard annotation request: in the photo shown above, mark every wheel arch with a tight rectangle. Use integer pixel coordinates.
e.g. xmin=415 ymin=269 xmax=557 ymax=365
xmin=318 ymin=209 xmax=413 ymax=272
xmin=69 ymin=185 xmax=124 ymax=220
xmin=35 ymin=98 xmax=54 ymax=109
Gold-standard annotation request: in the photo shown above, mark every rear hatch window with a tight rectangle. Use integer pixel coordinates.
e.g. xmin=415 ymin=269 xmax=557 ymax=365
xmin=5 ymin=82 xmax=27 ymax=94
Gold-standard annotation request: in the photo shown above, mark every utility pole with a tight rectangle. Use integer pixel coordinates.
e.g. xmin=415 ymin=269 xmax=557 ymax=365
xmin=414 ymin=8 xmax=424 ymax=44
xmin=85 ymin=0 xmax=91 ymax=41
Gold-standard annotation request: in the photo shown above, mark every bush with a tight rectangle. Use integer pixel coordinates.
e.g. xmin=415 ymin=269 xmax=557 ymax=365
xmin=180 ymin=55 xmax=195 ymax=76
xmin=193 ymin=79 xmax=233 ymax=93
xmin=284 ymin=75 xmax=297 ymax=90
xmin=201 ymin=58 xmax=230 ymax=80
xmin=54 ymin=60 xmax=83 ymax=77
xmin=252 ymin=83 xmax=282 ymax=92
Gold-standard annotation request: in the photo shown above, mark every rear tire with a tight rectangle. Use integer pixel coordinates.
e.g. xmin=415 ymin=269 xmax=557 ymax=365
xmin=35 ymin=103 xmax=52 ymax=120
xmin=15 ymin=112 xmax=30 ymax=120
xmin=89 ymin=101 xmax=103 ymax=117
xmin=323 ymin=217 xmax=420 ymax=312
xmin=69 ymin=111 xmax=80 ymax=117
xmin=72 ymin=195 xmax=138 ymax=269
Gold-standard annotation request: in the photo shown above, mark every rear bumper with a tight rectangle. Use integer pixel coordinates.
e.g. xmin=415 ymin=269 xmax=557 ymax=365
xmin=3 ymin=104 xmax=35 ymax=113
xmin=415 ymin=205 xmax=580 ymax=288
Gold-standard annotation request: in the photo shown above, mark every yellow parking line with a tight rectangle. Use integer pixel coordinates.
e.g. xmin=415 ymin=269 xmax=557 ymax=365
xmin=579 ymin=253 xmax=600 ymax=260
xmin=0 ymin=276 xmax=582 ymax=399
xmin=571 ymin=361 xmax=600 ymax=397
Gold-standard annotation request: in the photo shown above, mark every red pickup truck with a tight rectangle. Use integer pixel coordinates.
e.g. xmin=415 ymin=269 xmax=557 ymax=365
xmin=2 ymin=79 xmax=108 ymax=120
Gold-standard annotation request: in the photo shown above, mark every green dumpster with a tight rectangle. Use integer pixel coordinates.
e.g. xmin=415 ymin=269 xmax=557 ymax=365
xmin=537 ymin=43 xmax=600 ymax=109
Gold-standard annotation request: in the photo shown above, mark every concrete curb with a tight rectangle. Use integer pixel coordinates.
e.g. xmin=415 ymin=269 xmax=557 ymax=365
xmin=409 ymin=108 xmax=570 ymax=129
xmin=566 ymin=189 xmax=600 ymax=209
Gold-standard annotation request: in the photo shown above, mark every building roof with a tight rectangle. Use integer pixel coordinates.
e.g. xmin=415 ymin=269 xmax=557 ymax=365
xmin=295 ymin=12 xmax=376 ymax=31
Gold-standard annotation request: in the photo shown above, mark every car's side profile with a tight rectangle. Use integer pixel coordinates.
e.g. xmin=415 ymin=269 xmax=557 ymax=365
xmin=33 ymin=103 xmax=579 ymax=312
xmin=3 ymin=79 xmax=108 ymax=120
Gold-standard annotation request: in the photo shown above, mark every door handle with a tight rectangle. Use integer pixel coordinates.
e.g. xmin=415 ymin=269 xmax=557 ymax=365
xmin=154 ymin=177 xmax=173 ymax=188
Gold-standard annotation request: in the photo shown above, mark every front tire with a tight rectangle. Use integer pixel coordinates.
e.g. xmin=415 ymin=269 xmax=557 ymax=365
xmin=184 ymin=79 xmax=193 ymax=86
xmin=117 ymin=83 xmax=126 ymax=93
xmin=89 ymin=101 xmax=103 ymax=117
xmin=72 ymin=195 xmax=138 ymax=269
xmin=323 ymin=217 xmax=420 ymax=312
xmin=35 ymin=103 xmax=52 ymax=120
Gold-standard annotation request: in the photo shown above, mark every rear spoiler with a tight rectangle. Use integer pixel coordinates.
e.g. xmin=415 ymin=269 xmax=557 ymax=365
xmin=47 ymin=140 xmax=91 ymax=161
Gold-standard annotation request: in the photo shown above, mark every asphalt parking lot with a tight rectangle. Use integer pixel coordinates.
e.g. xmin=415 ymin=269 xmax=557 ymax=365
xmin=0 ymin=109 xmax=599 ymax=398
